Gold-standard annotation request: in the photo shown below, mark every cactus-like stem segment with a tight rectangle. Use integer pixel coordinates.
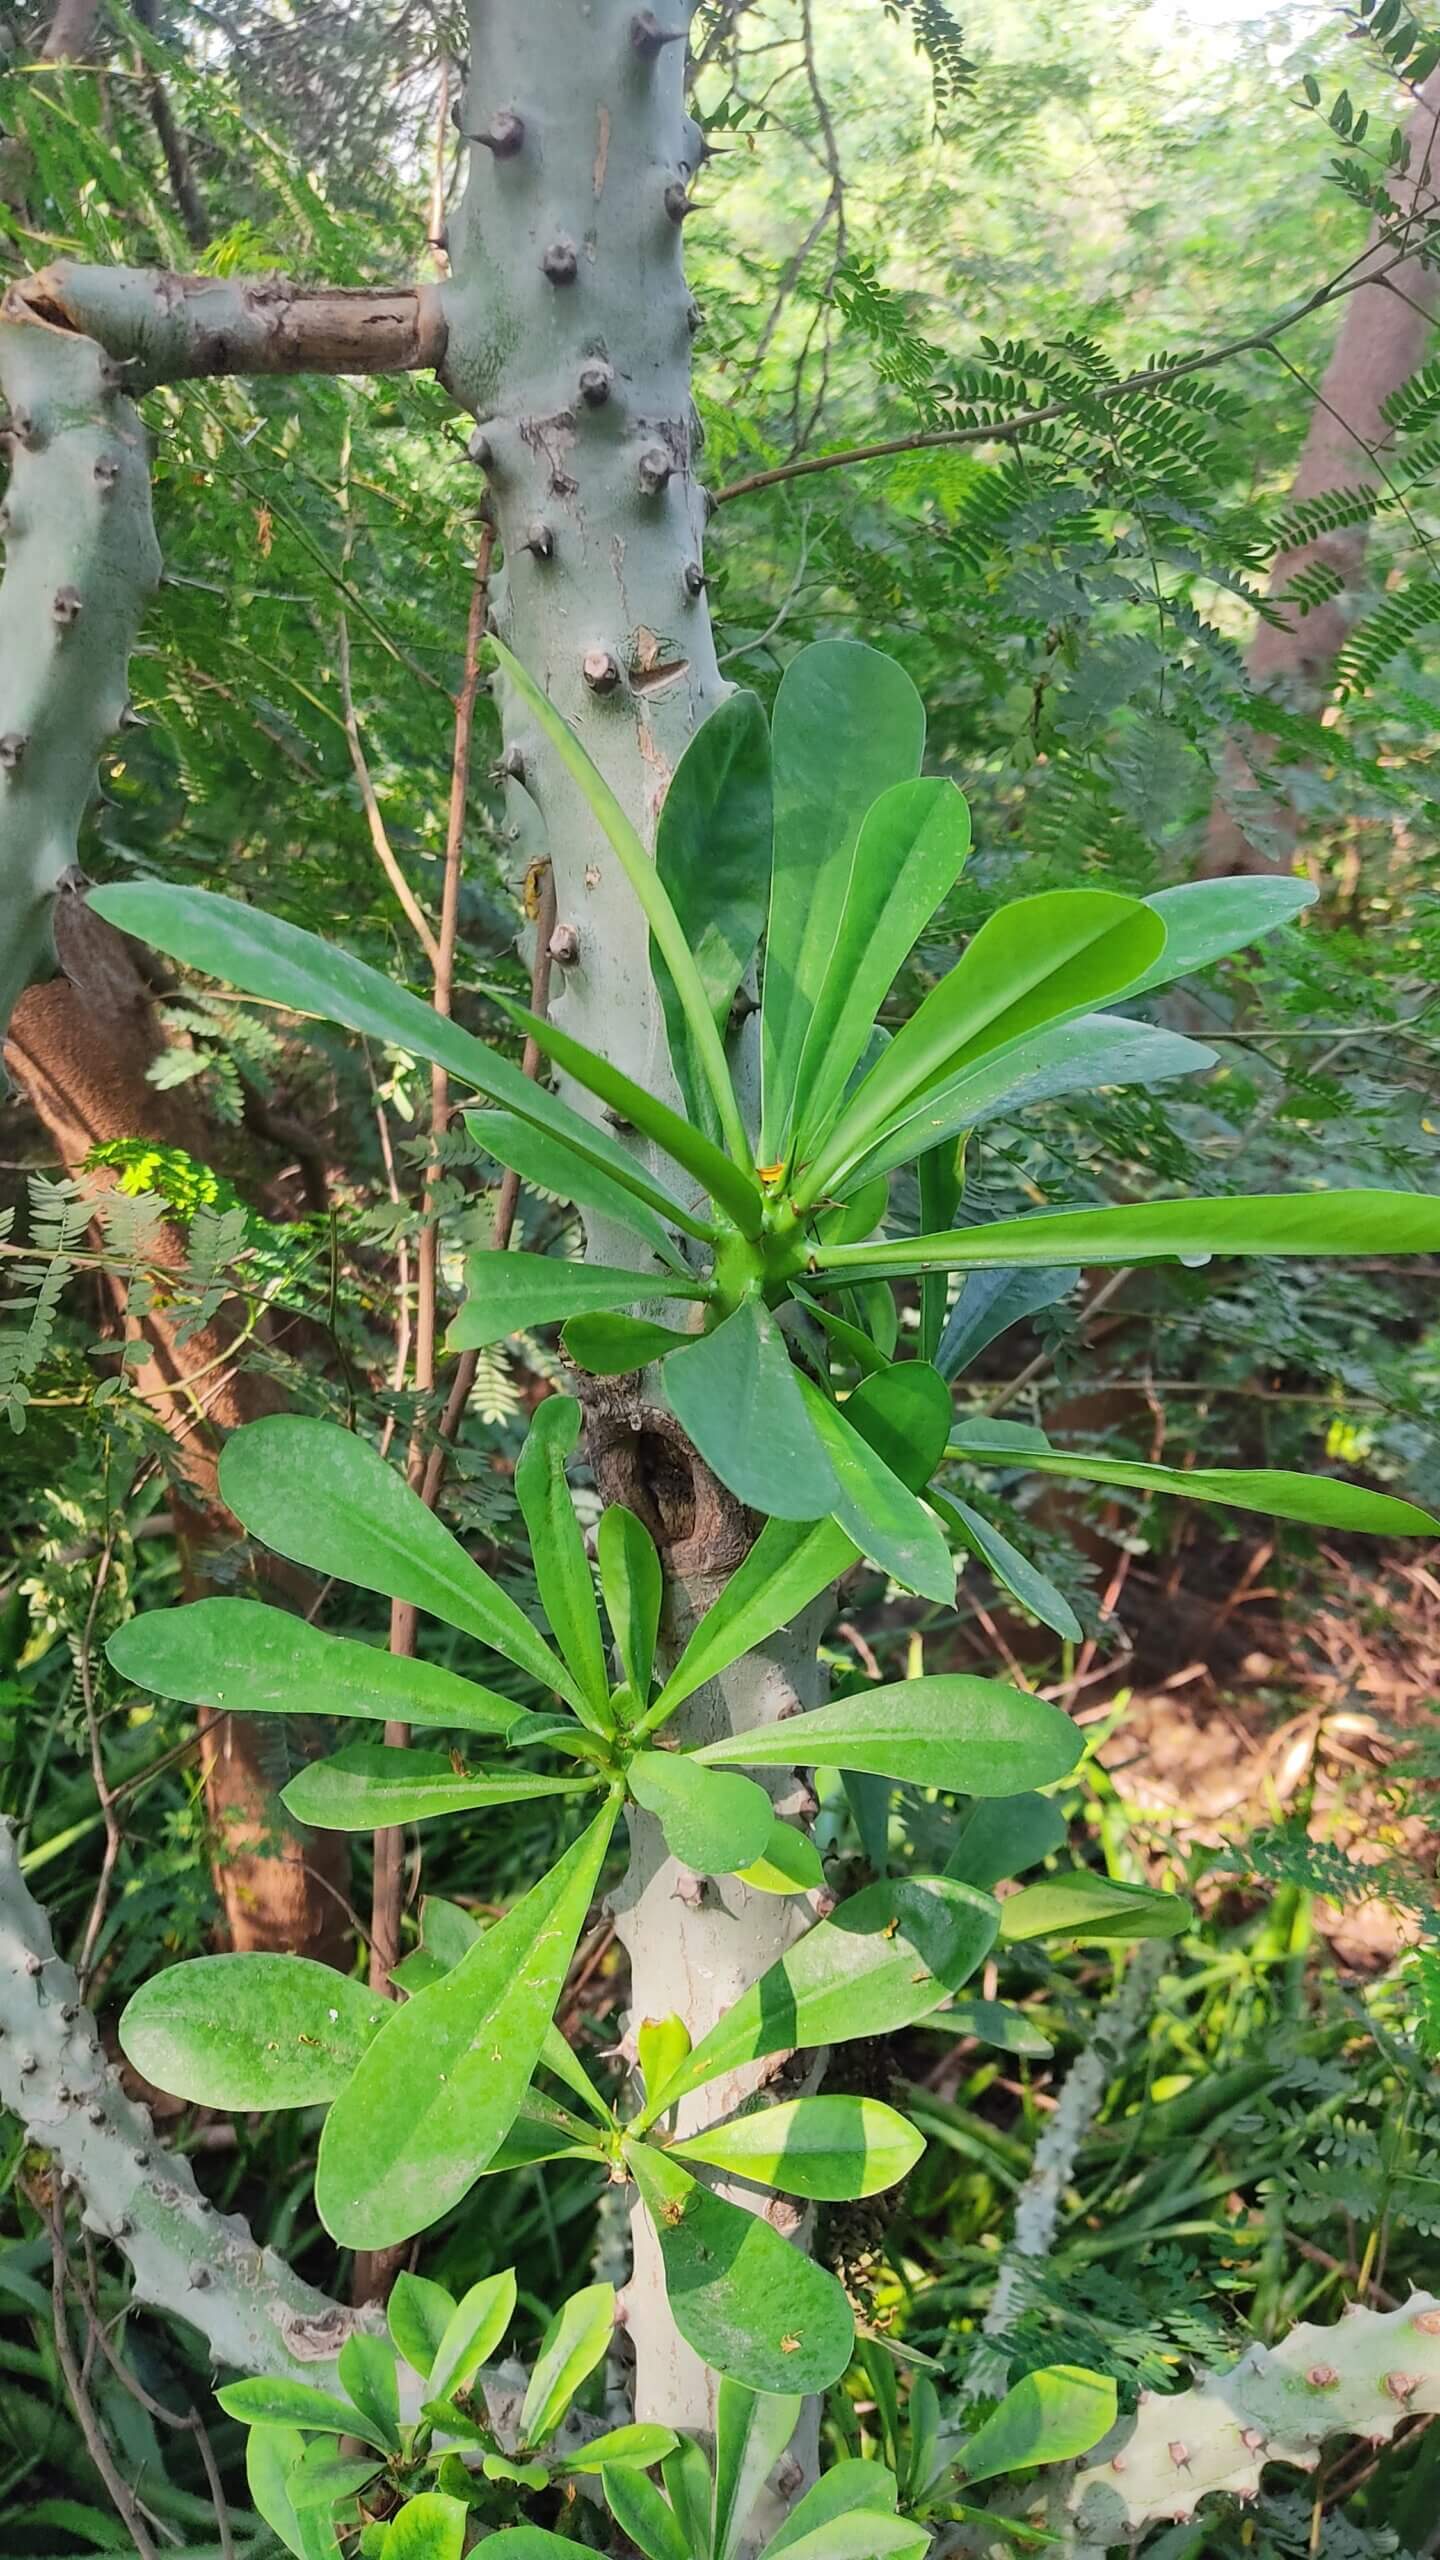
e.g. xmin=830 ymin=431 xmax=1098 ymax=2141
xmin=0 ymin=1817 xmax=359 ymax=2380
xmin=1064 ymin=2293 xmax=1440 ymax=2546
xmin=0 ymin=312 xmax=161 ymax=1036
xmin=5 ymin=265 xmax=448 ymax=392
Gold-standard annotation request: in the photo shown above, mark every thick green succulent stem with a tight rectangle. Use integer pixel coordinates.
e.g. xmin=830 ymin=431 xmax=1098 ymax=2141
xmin=0 ymin=312 xmax=161 ymax=1037
xmin=445 ymin=2 xmax=821 ymax=2490
xmin=1062 ymin=2292 xmax=1440 ymax=2550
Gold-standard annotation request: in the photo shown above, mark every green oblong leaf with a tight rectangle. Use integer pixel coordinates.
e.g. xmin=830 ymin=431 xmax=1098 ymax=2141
xmin=698 ymin=1676 xmax=1082 ymax=1795
xmin=337 ymin=2334 xmax=400 ymax=2455
xmin=799 ymin=889 xmax=1165 ymax=1206
xmin=934 ymin=1492 xmax=1083 ymax=1641
xmin=734 ymin=1814 xmax=825 ymax=1897
xmin=654 ymin=688 xmax=772 ymax=1137
xmin=515 ymin=1397 xmax=611 ymax=1723
xmin=944 ymin=1793 xmax=1069 ymax=1892
xmin=119 ymin=1955 xmax=385 ymax=2111
xmin=288 ymin=2445 xmax=385 ymax=2512
xmin=491 ymin=990 xmax=763 ymax=1236
xmin=791 ymin=774 xmax=972 ymax=1156
xmin=106 ymin=1598 xmax=527 ymax=1741
xmin=85 ymin=884 xmax=707 ymax=1239
xmin=647 ymin=1514 xmax=856 ymax=1729
xmin=598 ymin=1505 xmax=663 ymax=1704
xmin=1125 ymin=876 xmax=1317 ymax=999
xmin=949 ymin=1439 xmax=1440 ymax=1538
xmin=491 ymin=636 xmax=752 ymax=1170
xmin=315 ymin=1803 xmax=616 ymax=2248
xmin=652 ymin=1875 xmax=999 ymax=2113
xmin=816 ymin=1189 xmax=1440 ymax=1280
xmin=217 ymin=2376 xmax=390 ymax=2451
xmin=714 ymin=2383 xmax=802 ymax=2560
xmin=555 ymin=2424 xmax=678 ymax=2478
xmin=999 ymin=1871 xmax=1189 ymax=1942
xmin=762 ymin=2460 xmax=904 ymax=2558
xmin=663 ymin=1301 xmax=840 ymax=1521
xmin=387 ymin=2273 xmax=456 ymax=2380
xmin=450 ymin=1252 xmax=707 ymax=1353
xmin=382 ymin=2495 xmax=468 ymax=2560
xmin=671 ymin=2094 xmax=924 ymax=2198
xmin=629 ymin=1751 xmax=775 ymax=1876
xmin=837 ymin=1013 xmax=1215 ymax=1196
xmin=762 ymin=640 xmax=926 ymax=1159
xmin=464 ymin=1109 xmax=690 ymax=1274
xmin=799 ymin=1376 xmax=954 ymax=1604
xmin=218 ymin=1415 xmax=582 ymax=1712
xmin=520 ymin=2282 xmax=615 ymax=2448
xmin=629 ymin=2143 xmax=854 ymax=2395
xmin=936 ymin=1263 xmax=1078 ymax=1380
xmin=281 ymin=1744 xmax=596 ymax=1832
xmin=957 ymin=2365 xmax=1118 ymax=2485
xmin=603 ymin=2468 xmax=690 ymax=2560
xmin=563 ymin=1311 xmax=698 ymax=1374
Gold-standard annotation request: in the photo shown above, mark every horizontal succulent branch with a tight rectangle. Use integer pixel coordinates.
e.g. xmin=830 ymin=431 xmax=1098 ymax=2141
xmin=5 ymin=263 xmax=448 ymax=391
xmin=0 ymin=1816 xmax=358 ymax=2381
xmin=1060 ymin=2292 xmax=1440 ymax=2552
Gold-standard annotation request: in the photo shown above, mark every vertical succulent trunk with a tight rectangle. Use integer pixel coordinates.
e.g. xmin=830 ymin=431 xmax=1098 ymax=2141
xmin=444 ymin=0 xmax=824 ymax=2473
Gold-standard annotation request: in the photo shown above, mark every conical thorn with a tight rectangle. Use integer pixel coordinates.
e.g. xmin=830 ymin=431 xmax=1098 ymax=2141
xmin=631 ymin=11 xmax=685 ymax=59
xmin=470 ymin=109 xmax=526 ymax=157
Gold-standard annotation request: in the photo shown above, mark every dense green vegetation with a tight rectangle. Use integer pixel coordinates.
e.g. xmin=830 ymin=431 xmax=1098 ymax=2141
xmin=2 ymin=4 xmax=1440 ymax=2557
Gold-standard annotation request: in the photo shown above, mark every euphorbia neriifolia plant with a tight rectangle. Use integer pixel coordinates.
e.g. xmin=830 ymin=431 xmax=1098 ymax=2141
xmin=97 ymin=636 xmax=1440 ymax=2551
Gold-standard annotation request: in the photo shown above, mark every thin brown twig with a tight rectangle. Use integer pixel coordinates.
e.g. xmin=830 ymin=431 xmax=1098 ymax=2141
xmin=46 ymin=2196 xmax=161 ymax=2560
xmin=77 ymin=2236 xmax=235 ymax=2560
xmin=338 ymin=605 xmax=441 ymax=968
xmin=337 ymin=420 xmax=441 ymax=965
xmin=369 ymin=525 xmax=497 ymax=2010
xmin=712 ymin=225 xmax=1440 ymax=506
xmin=75 ymin=1530 xmax=123 ymax=1991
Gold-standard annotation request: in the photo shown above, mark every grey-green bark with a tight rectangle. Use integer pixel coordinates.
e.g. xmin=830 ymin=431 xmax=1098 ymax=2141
xmin=444 ymin=0 xmax=826 ymax=2477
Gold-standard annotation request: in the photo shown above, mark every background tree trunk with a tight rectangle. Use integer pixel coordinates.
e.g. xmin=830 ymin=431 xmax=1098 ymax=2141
xmin=1203 ymin=66 xmax=1440 ymax=875
xmin=4 ymin=898 xmax=350 ymax=1968
xmin=41 ymin=0 xmax=101 ymax=62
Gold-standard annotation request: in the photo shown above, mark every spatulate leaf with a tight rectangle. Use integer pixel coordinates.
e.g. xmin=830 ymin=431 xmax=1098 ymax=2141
xmin=119 ymin=1955 xmax=385 ymax=2110
xmin=106 ymin=1598 xmax=527 ymax=1741
xmin=315 ymin=1804 xmax=615 ymax=2247
xmin=629 ymin=2144 xmax=854 ymax=2395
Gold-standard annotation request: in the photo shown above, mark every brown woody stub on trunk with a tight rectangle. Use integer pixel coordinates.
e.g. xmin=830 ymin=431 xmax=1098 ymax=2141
xmin=4 ymin=264 xmax=448 ymax=390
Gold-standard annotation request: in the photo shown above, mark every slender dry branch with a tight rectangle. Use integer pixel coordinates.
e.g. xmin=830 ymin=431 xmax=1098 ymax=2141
xmin=4 ymin=263 xmax=447 ymax=392
xmin=46 ymin=2195 xmax=162 ymax=2560
xmin=712 ymin=232 xmax=1440 ymax=505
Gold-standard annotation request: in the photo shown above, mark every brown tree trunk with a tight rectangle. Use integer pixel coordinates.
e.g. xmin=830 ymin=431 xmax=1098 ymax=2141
xmin=4 ymin=898 xmax=350 ymax=1967
xmin=41 ymin=0 xmax=101 ymax=61
xmin=1203 ymin=67 xmax=1440 ymax=875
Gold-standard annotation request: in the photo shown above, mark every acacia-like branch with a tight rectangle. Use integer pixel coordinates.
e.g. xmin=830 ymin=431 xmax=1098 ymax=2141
xmin=711 ymin=227 xmax=1440 ymax=506
xmin=4 ymin=263 xmax=447 ymax=392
